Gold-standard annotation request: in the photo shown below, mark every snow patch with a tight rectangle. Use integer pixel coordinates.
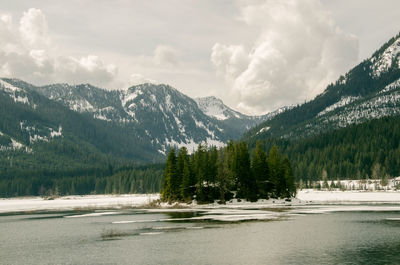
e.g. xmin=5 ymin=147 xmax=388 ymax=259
xmin=0 ymin=79 xmax=32 ymax=106
xmin=0 ymin=137 xmax=32 ymax=153
xmin=0 ymin=79 xmax=21 ymax=92
xmin=318 ymin=96 xmax=360 ymax=116
xmin=380 ymin=77 xmax=400 ymax=94
xmin=371 ymin=38 xmax=400 ymax=77
xmin=13 ymin=95 xmax=29 ymax=104
xmin=205 ymin=138 xmax=226 ymax=148
xmin=30 ymin=134 xmax=49 ymax=143
xmin=50 ymin=126 xmax=62 ymax=138
xmin=121 ymin=89 xmax=143 ymax=107
xmin=174 ymin=116 xmax=185 ymax=134
xmin=69 ymin=99 xmax=95 ymax=112
xmin=164 ymin=138 xmax=199 ymax=154
xmin=165 ymin=94 xmax=173 ymax=111
xmin=11 ymin=138 xmax=24 ymax=149
xmin=257 ymin=126 xmax=270 ymax=134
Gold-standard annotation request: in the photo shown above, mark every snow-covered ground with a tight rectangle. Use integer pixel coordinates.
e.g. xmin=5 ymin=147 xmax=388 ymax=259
xmin=1 ymin=190 xmax=400 ymax=214
xmin=297 ymin=189 xmax=400 ymax=203
xmin=0 ymin=194 xmax=159 ymax=213
xmin=312 ymin=178 xmax=400 ymax=191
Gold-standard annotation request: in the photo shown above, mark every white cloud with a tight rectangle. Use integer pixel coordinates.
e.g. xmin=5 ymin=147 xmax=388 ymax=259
xmin=153 ymin=45 xmax=180 ymax=67
xmin=0 ymin=9 xmax=118 ymax=88
xmin=19 ymin=8 xmax=49 ymax=47
xmin=212 ymin=0 xmax=359 ymax=115
xmin=128 ymin=73 xmax=158 ymax=86
xmin=211 ymin=43 xmax=249 ymax=79
xmin=56 ymin=55 xmax=117 ymax=85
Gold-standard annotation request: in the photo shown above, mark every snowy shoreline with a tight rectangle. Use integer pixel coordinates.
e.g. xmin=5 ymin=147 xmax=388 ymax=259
xmin=0 ymin=194 xmax=159 ymax=213
xmin=0 ymin=190 xmax=400 ymax=214
xmin=297 ymin=189 xmax=400 ymax=203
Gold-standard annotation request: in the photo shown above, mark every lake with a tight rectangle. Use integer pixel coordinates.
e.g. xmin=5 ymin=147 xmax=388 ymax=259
xmin=1 ymin=204 xmax=400 ymax=264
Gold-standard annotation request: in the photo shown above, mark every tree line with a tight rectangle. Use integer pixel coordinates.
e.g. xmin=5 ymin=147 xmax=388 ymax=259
xmin=247 ymin=115 xmax=400 ymax=185
xmin=161 ymin=141 xmax=296 ymax=203
xmin=0 ymin=164 xmax=163 ymax=197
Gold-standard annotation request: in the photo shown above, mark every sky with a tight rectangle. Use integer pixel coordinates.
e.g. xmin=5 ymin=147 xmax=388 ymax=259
xmin=1 ymin=0 xmax=400 ymax=115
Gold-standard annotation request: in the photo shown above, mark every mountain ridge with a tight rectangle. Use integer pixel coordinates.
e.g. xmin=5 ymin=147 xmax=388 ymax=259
xmin=244 ymin=32 xmax=400 ymax=141
xmin=0 ymin=78 xmax=275 ymax=160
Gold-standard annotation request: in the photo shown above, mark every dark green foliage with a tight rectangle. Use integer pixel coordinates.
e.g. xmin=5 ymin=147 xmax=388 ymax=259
xmin=282 ymin=157 xmax=296 ymax=197
xmin=234 ymin=142 xmax=257 ymax=201
xmin=268 ymin=146 xmax=284 ymax=196
xmin=0 ymin=164 xmax=164 ymax=197
xmin=252 ymin=141 xmax=269 ymax=198
xmin=160 ymin=141 xmax=296 ymax=203
xmin=161 ymin=149 xmax=178 ymax=202
xmin=247 ymin=115 xmax=400 ymax=184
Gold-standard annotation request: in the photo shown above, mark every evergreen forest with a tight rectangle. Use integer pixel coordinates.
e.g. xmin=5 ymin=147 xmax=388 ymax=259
xmin=0 ymin=163 xmax=164 ymax=197
xmin=247 ymin=115 xmax=400 ymax=185
xmin=161 ymin=141 xmax=296 ymax=203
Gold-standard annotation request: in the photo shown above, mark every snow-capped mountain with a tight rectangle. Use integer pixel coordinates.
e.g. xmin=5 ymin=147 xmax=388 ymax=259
xmin=195 ymin=96 xmax=249 ymax=121
xmin=0 ymin=79 xmax=62 ymax=152
xmin=118 ymin=84 xmax=231 ymax=154
xmin=0 ymin=79 xmax=271 ymax=157
xmin=194 ymin=96 xmax=276 ymax=132
xmin=245 ymin=32 xmax=400 ymax=140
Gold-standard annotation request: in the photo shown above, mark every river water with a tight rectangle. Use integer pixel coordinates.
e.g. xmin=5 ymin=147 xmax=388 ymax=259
xmin=1 ymin=204 xmax=400 ymax=264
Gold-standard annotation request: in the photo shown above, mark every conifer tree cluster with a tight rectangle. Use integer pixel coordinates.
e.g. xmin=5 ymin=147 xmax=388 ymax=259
xmin=161 ymin=141 xmax=296 ymax=203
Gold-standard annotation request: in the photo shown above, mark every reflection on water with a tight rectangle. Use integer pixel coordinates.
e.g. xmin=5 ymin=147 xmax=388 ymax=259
xmin=0 ymin=205 xmax=400 ymax=264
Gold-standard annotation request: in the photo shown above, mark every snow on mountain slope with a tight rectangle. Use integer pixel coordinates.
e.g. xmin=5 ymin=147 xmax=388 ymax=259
xmin=195 ymin=96 xmax=287 ymax=133
xmin=0 ymin=79 xmax=34 ymax=107
xmin=195 ymin=96 xmax=243 ymax=120
xmin=120 ymin=84 xmax=228 ymax=154
xmin=245 ymin=32 xmax=400 ymax=141
xmin=371 ymin=37 xmax=400 ymax=77
xmin=318 ymin=96 xmax=360 ymax=117
xmin=3 ymin=80 xmax=244 ymax=155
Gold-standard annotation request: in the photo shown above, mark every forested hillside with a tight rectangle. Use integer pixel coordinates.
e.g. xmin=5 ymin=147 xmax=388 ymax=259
xmin=247 ymin=115 xmax=400 ymax=184
xmin=245 ymin=33 xmax=400 ymax=140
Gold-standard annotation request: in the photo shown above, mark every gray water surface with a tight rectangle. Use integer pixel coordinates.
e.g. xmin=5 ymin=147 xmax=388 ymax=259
xmin=1 ymin=205 xmax=400 ymax=265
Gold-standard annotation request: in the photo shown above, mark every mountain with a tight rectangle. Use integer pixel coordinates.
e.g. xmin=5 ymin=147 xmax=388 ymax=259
xmin=0 ymin=78 xmax=272 ymax=164
xmin=195 ymin=96 xmax=253 ymax=121
xmin=194 ymin=96 xmax=281 ymax=134
xmin=244 ymin=32 xmax=400 ymax=141
xmin=0 ymin=79 xmax=159 ymax=169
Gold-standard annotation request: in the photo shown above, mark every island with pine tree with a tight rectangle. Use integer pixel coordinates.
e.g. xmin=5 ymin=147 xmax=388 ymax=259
xmin=161 ymin=140 xmax=296 ymax=204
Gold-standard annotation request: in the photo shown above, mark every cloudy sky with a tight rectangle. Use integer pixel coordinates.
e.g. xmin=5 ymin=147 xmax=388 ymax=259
xmin=1 ymin=0 xmax=400 ymax=115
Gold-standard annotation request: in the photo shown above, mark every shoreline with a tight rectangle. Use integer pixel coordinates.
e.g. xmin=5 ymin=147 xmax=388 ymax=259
xmin=0 ymin=190 xmax=400 ymax=214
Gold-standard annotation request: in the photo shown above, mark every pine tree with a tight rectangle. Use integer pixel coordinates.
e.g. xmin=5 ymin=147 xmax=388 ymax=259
xmin=193 ymin=143 xmax=208 ymax=202
xmin=267 ymin=145 xmax=283 ymax=197
xmin=161 ymin=149 xmax=177 ymax=202
xmin=176 ymin=147 xmax=189 ymax=201
xmin=282 ymin=157 xmax=296 ymax=197
xmin=207 ymin=146 xmax=218 ymax=185
xmin=180 ymin=149 xmax=193 ymax=202
xmin=216 ymin=150 xmax=232 ymax=203
xmin=252 ymin=140 xmax=269 ymax=198
xmin=235 ymin=142 xmax=257 ymax=201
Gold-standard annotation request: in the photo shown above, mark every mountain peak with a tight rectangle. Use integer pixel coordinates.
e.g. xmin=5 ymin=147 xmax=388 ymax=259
xmin=195 ymin=96 xmax=241 ymax=120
